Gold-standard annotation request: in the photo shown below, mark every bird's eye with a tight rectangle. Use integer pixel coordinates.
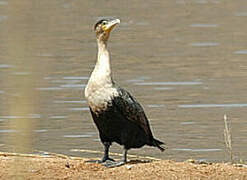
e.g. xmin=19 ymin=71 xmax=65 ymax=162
xmin=102 ymin=21 xmax=107 ymax=25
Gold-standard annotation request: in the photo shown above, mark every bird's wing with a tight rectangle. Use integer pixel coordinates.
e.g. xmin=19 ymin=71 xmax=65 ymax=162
xmin=112 ymin=87 xmax=154 ymax=139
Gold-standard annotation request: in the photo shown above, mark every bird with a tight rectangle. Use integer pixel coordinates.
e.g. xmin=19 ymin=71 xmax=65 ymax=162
xmin=85 ymin=18 xmax=165 ymax=167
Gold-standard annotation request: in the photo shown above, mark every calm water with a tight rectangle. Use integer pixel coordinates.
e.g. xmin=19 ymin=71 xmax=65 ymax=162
xmin=0 ymin=0 xmax=247 ymax=162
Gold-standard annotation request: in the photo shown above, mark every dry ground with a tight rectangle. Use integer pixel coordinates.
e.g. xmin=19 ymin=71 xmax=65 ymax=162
xmin=0 ymin=152 xmax=246 ymax=180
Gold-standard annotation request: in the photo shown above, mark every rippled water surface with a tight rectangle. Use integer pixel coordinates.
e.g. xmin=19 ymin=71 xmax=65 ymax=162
xmin=0 ymin=0 xmax=247 ymax=162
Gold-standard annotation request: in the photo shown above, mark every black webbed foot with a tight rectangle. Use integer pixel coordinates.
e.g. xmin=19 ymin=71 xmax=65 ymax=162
xmin=86 ymin=144 xmax=128 ymax=168
xmin=102 ymin=157 xmax=115 ymax=162
xmin=102 ymin=160 xmax=126 ymax=168
xmin=85 ymin=157 xmax=115 ymax=164
xmin=102 ymin=148 xmax=128 ymax=168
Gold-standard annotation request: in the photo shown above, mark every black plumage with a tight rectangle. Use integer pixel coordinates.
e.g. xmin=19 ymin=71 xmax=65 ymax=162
xmin=91 ymin=86 xmax=164 ymax=150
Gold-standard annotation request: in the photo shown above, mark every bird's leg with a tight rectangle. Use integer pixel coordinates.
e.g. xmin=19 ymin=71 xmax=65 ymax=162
xmin=122 ymin=148 xmax=128 ymax=163
xmin=86 ymin=142 xmax=114 ymax=163
xmin=103 ymin=148 xmax=128 ymax=168
xmin=101 ymin=142 xmax=115 ymax=162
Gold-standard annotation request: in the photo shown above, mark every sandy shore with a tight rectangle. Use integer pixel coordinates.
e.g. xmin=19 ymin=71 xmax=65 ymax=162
xmin=0 ymin=152 xmax=246 ymax=180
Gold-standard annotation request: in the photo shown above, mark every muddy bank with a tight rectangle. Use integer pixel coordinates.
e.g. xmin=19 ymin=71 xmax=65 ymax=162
xmin=0 ymin=152 xmax=246 ymax=179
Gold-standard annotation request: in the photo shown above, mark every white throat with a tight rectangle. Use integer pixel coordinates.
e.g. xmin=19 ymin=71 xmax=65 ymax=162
xmin=94 ymin=40 xmax=112 ymax=82
xmin=87 ymin=40 xmax=113 ymax=88
xmin=85 ymin=39 xmax=118 ymax=112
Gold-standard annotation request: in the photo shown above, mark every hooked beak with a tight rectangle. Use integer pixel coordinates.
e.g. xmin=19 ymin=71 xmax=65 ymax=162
xmin=104 ymin=19 xmax=120 ymax=33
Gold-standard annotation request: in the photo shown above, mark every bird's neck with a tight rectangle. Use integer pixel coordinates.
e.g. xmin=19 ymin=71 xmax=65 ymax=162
xmin=92 ymin=39 xmax=113 ymax=85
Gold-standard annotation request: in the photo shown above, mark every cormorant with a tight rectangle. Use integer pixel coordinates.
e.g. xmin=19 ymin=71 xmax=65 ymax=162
xmin=85 ymin=18 xmax=165 ymax=167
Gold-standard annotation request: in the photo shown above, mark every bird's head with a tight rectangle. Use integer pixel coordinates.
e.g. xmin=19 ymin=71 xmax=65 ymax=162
xmin=94 ymin=18 xmax=120 ymax=42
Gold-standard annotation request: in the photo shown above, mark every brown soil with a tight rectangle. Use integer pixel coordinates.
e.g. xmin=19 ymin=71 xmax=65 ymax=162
xmin=0 ymin=152 xmax=246 ymax=180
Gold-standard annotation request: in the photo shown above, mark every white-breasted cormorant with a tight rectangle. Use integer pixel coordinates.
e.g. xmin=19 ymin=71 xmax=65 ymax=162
xmin=85 ymin=18 xmax=165 ymax=167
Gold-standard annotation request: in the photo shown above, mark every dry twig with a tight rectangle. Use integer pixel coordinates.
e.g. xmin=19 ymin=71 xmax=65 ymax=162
xmin=223 ymin=114 xmax=233 ymax=163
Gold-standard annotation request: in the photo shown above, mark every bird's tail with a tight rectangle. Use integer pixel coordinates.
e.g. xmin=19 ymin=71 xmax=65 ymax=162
xmin=152 ymin=138 xmax=166 ymax=152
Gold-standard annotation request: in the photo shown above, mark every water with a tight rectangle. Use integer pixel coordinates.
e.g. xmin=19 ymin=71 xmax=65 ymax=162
xmin=190 ymin=42 xmax=220 ymax=47
xmin=0 ymin=0 xmax=247 ymax=162
xmin=190 ymin=24 xmax=219 ymax=28
xmin=179 ymin=104 xmax=247 ymax=108
xmin=135 ymin=81 xmax=202 ymax=86
xmin=234 ymin=50 xmax=247 ymax=55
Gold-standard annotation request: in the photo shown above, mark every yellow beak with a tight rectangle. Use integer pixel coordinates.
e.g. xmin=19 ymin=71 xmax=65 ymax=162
xmin=103 ymin=19 xmax=120 ymax=33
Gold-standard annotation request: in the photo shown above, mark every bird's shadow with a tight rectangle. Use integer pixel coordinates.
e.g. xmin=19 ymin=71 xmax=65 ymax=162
xmin=127 ymin=159 xmax=153 ymax=165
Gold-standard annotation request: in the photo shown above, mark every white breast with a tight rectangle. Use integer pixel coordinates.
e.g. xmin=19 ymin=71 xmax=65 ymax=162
xmin=85 ymin=79 xmax=119 ymax=112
